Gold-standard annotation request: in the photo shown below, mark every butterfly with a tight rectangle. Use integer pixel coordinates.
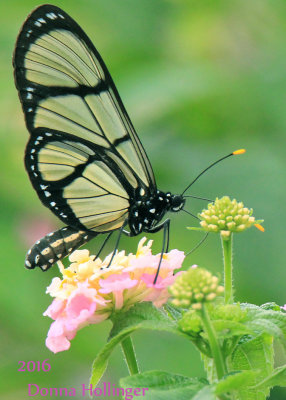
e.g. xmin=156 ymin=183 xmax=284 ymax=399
xmin=12 ymin=4 xmax=189 ymax=276
xmin=13 ymin=5 xmax=239 ymax=278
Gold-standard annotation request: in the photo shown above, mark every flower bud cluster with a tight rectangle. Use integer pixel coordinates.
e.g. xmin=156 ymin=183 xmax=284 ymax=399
xmin=199 ymin=196 xmax=262 ymax=239
xmin=169 ymin=266 xmax=224 ymax=310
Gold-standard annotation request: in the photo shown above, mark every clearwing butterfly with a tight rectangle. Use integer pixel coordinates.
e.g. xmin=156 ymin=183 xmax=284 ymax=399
xmin=13 ymin=4 xmax=187 ymax=276
xmin=13 ymin=5 xmax=239 ymax=278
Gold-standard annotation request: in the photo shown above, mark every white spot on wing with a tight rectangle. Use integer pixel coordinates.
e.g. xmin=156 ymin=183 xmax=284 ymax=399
xmin=47 ymin=12 xmax=57 ymax=19
xmin=44 ymin=191 xmax=51 ymax=197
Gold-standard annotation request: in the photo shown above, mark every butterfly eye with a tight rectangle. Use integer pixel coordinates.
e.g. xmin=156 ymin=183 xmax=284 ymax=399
xmin=170 ymin=195 xmax=185 ymax=212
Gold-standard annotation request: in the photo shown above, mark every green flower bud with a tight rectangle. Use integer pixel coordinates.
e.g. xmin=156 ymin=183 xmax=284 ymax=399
xmin=169 ymin=266 xmax=224 ymax=309
xmin=178 ymin=309 xmax=203 ymax=334
xmin=197 ymin=196 xmax=264 ymax=237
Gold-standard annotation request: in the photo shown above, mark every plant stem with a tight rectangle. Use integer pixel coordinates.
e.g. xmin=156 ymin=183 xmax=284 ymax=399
xmin=201 ymin=304 xmax=227 ymax=380
xmin=221 ymin=234 xmax=233 ymax=304
xmin=121 ymin=336 xmax=139 ymax=375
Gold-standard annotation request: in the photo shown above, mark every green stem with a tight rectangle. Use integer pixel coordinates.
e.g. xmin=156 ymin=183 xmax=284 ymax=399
xmin=121 ymin=336 xmax=139 ymax=375
xmin=201 ymin=304 xmax=227 ymax=381
xmin=221 ymin=234 xmax=233 ymax=304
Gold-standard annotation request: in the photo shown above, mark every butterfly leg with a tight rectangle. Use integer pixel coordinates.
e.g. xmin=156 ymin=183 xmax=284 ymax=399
xmin=106 ymin=220 xmax=128 ymax=268
xmin=146 ymin=219 xmax=170 ymax=284
xmin=92 ymin=232 xmax=113 ymax=262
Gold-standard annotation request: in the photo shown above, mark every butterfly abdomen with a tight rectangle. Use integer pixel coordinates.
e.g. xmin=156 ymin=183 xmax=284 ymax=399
xmin=25 ymin=226 xmax=97 ymax=271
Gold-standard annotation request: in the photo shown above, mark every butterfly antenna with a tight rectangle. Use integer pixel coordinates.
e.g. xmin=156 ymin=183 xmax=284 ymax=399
xmin=185 ymin=232 xmax=209 ymax=256
xmin=181 ymin=149 xmax=246 ymax=196
xmin=182 ymin=208 xmax=200 ymax=220
xmin=183 ymin=195 xmax=213 ymax=202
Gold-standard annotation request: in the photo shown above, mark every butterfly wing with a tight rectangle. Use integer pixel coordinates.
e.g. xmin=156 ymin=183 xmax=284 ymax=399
xmin=13 ymin=4 xmax=156 ymax=233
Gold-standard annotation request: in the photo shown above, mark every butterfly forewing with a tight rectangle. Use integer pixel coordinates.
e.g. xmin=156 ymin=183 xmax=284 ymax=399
xmin=13 ymin=4 xmax=156 ymax=235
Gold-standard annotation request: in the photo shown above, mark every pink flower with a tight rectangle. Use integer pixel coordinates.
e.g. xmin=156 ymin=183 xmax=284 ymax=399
xmin=43 ymin=237 xmax=184 ymax=353
xmin=44 ymin=282 xmax=108 ymax=353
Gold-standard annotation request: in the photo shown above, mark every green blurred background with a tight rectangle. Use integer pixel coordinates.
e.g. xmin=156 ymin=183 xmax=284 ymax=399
xmin=1 ymin=0 xmax=285 ymax=398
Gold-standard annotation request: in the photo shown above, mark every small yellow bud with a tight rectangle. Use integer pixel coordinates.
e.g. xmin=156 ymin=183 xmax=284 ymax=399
xmin=197 ymin=196 xmax=263 ymax=235
xmin=192 ymin=303 xmax=202 ymax=310
xmin=169 ymin=266 xmax=223 ymax=309
xmin=206 ymin=293 xmax=217 ymax=301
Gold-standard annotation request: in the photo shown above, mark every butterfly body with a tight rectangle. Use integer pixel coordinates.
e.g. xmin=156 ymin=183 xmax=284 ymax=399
xmin=13 ymin=4 xmax=186 ymax=272
xmin=128 ymin=190 xmax=185 ymax=236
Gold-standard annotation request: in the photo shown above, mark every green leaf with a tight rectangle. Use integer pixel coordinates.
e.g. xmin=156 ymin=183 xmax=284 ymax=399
xmin=90 ymin=327 xmax=134 ymax=387
xmin=120 ymin=370 xmax=209 ymax=400
xmin=212 ymin=319 xmax=253 ymax=338
xmin=192 ymin=386 xmax=216 ymax=400
xmin=163 ymin=303 xmax=185 ymax=321
xmin=215 ymin=370 xmax=258 ymax=395
xmin=230 ymin=334 xmax=274 ymax=400
xmin=90 ymin=303 xmax=187 ymax=387
xmin=254 ymin=364 xmax=286 ymax=389
xmin=109 ymin=302 xmax=181 ymax=340
xmin=242 ymin=303 xmax=286 ymax=345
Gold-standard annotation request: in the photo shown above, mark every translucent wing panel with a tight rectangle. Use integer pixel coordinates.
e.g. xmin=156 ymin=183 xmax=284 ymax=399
xmin=26 ymin=134 xmax=130 ymax=232
xmin=35 ymin=95 xmax=108 ymax=146
xmin=83 ymin=162 xmax=128 ymax=198
xmin=64 ymin=177 xmax=107 ymax=198
xmin=67 ymin=195 xmax=128 ymax=218
xmin=85 ymin=94 xmax=148 ymax=185
xmin=14 ymin=4 xmax=156 ymax=194
xmin=80 ymin=210 xmax=128 ymax=231
xmin=25 ymin=29 xmax=101 ymax=87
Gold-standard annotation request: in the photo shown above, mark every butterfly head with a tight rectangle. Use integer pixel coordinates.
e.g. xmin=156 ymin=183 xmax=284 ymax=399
xmin=168 ymin=194 xmax=186 ymax=213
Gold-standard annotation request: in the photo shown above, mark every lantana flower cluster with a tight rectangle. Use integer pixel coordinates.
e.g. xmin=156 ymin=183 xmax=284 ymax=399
xmin=198 ymin=196 xmax=263 ymax=239
xmin=169 ymin=266 xmax=224 ymax=310
xmin=44 ymin=238 xmax=184 ymax=353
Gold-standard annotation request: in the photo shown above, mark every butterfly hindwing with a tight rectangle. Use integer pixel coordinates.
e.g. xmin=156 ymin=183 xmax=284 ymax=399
xmin=13 ymin=5 xmax=157 ymax=233
xmin=25 ymin=130 xmax=130 ymax=232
